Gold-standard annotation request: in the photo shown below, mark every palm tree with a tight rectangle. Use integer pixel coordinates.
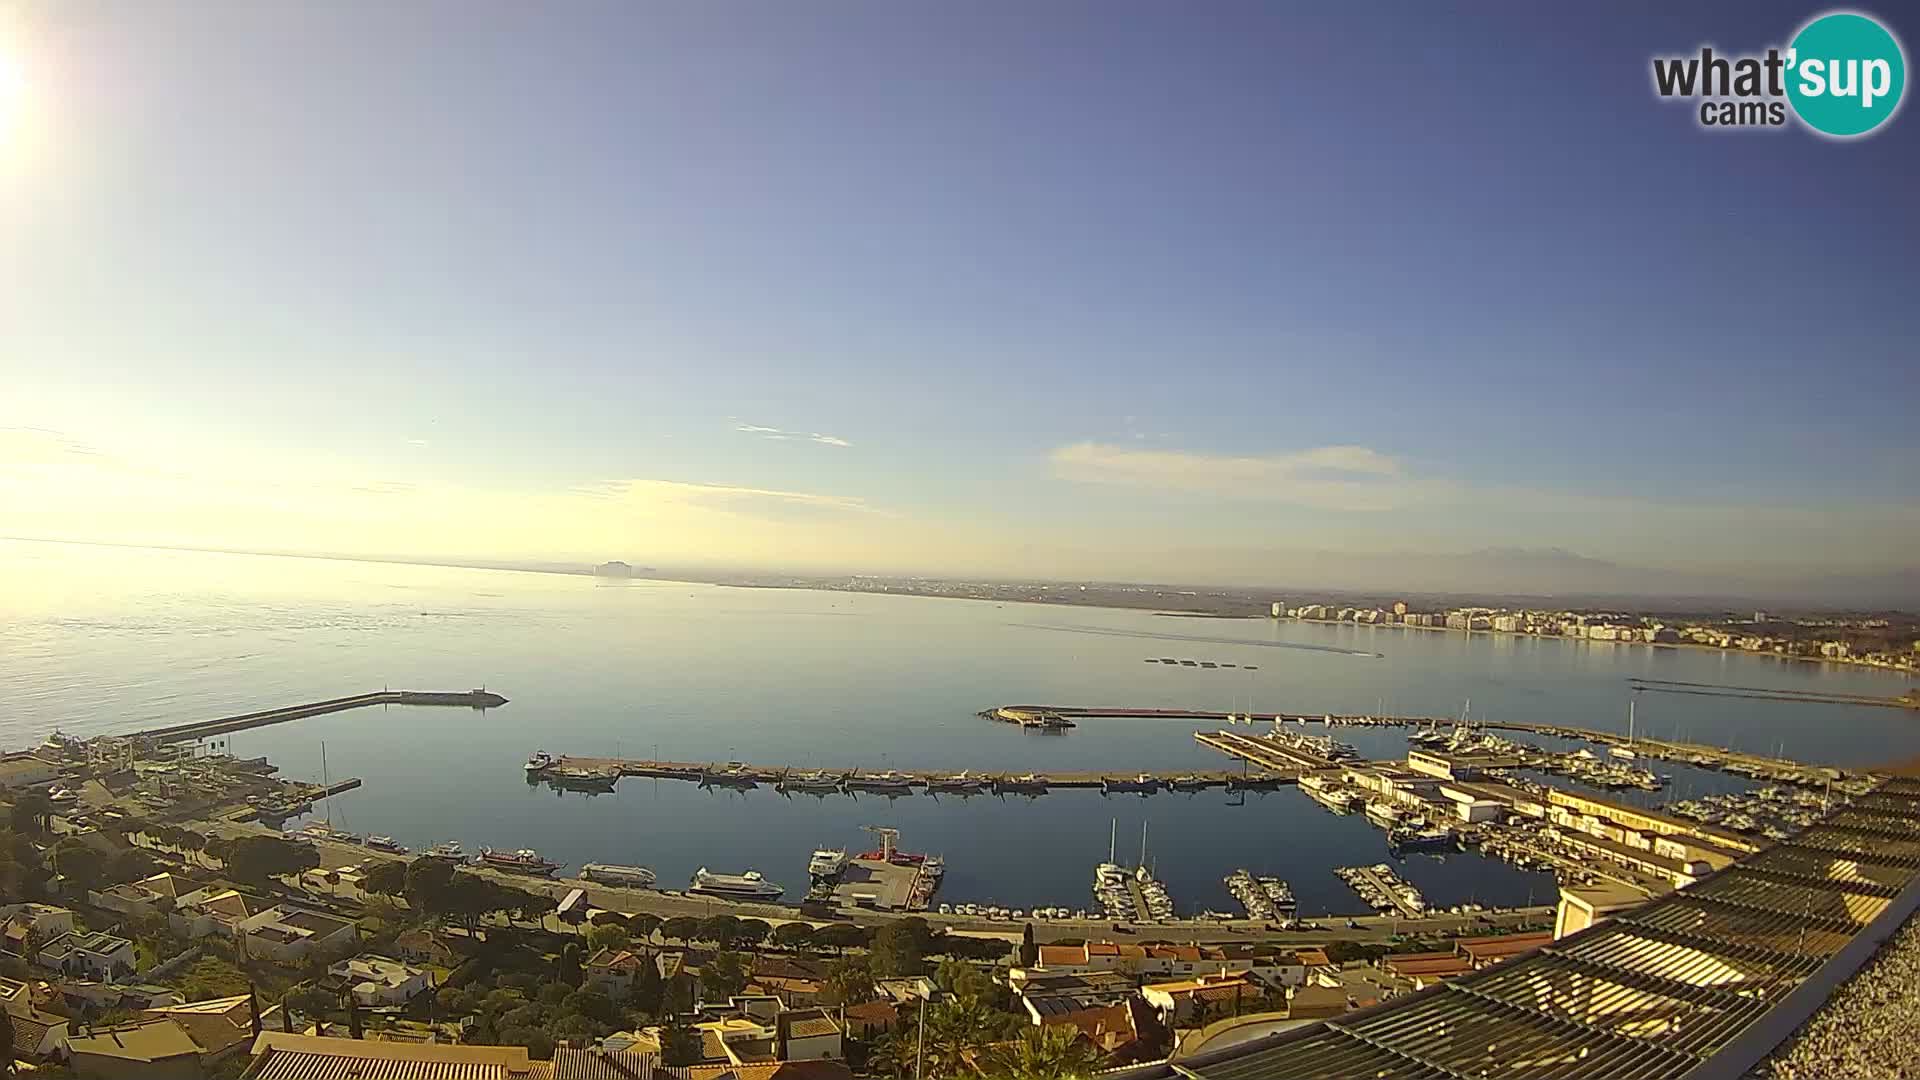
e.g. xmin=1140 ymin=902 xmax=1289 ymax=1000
xmin=982 ymin=1025 xmax=1103 ymax=1080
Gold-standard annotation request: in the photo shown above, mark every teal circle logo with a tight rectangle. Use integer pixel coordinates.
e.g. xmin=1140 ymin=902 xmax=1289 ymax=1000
xmin=1787 ymin=12 xmax=1906 ymax=137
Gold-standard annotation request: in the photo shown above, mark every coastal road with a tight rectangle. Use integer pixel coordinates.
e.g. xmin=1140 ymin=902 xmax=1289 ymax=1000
xmin=180 ymin=822 xmax=1554 ymax=946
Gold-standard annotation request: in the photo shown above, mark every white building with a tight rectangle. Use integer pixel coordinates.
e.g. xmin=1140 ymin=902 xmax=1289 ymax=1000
xmin=328 ymin=954 xmax=432 ymax=1006
xmin=37 ymin=931 xmax=136 ymax=981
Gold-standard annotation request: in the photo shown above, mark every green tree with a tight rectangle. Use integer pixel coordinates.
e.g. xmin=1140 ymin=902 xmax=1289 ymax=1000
xmin=628 ymin=955 xmax=664 ymax=1015
xmin=871 ymin=917 xmax=935 ymax=977
xmin=694 ymin=915 xmax=742 ymax=948
xmin=284 ymin=987 xmax=338 ymax=1019
xmin=820 ymin=957 xmax=876 ymax=1006
xmin=176 ymin=957 xmax=250 ymax=1000
xmin=560 ymin=989 xmax=616 ymax=1026
xmin=221 ymin=836 xmax=319 ymax=885
xmin=498 ymin=1026 xmax=555 ymax=1060
xmin=107 ymin=846 xmax=158 ymax=884
xmin=657 ymin=1015 xmax=702 ymax=1067
xmin=627 ymin=913 xmax=661 ymax=943
xmin=770 ymin=922 xmax=815 ymax=951
xmin=659 ymin=916 xmax=701 ymax=943
xmin=0 ymin=1006 xmax=14 ymax=1080
xmin=934 ymin=959 xmax=996 ymax=1005
xmin=589 ymin=910 xmax=629 ymax=929
xmin=702 ymin=951 xmax=750 ymax=1001
xmin=50 ymin=837 xmax=107 ymax=892
xmin=982 ymin=1024 xmax=1103 ymax=1080
xmin=11 ymin=792 xmax=52 ymax=834
xmin=812 ymin=922 xmax=869 ymax=955
xmin=585 ymin=923 xmax=629 ymax=955
xmin=916 ymin=999 xmax=1023 ymax=1079
xmin=1018 ymin=922 xmax=1037 ymax=967
xmin=556 ymin=942 xmax=584 ymax=985
xmin=360 ymin=859 xmax=408 ymax=895
xmin=536 ymin=982 xmax=572 ymax=1009
xmin=733 ymin=919 xmax=772 ymax=947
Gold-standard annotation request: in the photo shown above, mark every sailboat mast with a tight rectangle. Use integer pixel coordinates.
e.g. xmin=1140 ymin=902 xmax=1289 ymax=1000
xmin=1140 ymin=820 xmax=1148 ymax=867
xmin=321 ymin=741 xmax=331 ymax=828
xmin=1109 ymin=818 xmax=1116 ymax=863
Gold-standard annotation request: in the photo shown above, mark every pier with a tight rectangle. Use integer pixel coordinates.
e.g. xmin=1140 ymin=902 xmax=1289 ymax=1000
xmin=532 ymin=756 xmax=1244 ymax=792
xmin=135 ymin=688 xmax=509 ymax=744
xmin=987 ymin=703 xmax=1861 ymax=787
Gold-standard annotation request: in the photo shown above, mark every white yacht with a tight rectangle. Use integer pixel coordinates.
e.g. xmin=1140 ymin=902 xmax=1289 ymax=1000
xmin=581 ymin=863 xmax=658 ymax=888
xmin=689 ymin=868 xmax=785 ymax=901
xmin=808 ymin=848 xmax=848 ymax=879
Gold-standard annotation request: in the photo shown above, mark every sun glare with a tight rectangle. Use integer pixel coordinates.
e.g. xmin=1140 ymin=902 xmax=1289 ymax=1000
xmin=0 ymin=51 xmax=21 ymax=144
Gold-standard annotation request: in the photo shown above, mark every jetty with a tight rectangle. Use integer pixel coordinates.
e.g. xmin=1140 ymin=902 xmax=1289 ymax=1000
xmin=135 ymin=689 xmax=508 ymax=744
xmin=987 ymin=704 xmax=1860 ymax=788
xmin=530 ymin=756 xmax=1247 ymax=793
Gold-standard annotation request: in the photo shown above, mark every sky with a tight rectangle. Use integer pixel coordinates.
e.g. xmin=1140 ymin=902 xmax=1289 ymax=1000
xmin=1 ymin=1 xmax=1916 ymax=597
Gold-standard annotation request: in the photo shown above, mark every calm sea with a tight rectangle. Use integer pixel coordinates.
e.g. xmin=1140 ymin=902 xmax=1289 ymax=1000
xmin=4 ymin=540 xmax=1914 ymax=916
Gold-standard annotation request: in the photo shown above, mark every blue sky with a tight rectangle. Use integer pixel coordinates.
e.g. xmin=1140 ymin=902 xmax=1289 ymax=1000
xmin=1 ymin=1 xmax=1915 ymax=590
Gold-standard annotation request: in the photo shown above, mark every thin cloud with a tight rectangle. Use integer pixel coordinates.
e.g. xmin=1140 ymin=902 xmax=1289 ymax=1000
xmin=1050 ymin=442 xmax=1408 ymax=511
xmin=0 ymin=427 xmax=101 ymax=465
xmin=733 ymin=422 xmax=851 ymax=448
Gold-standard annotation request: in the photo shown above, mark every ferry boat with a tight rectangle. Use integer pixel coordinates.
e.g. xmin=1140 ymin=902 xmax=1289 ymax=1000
xmin=845 ymin=770 xmax=916 ymax=793
xmin=926 ymin=771 xmax=990 ymax=793
xmin=581 ymin=863 xmax=657 ymax=888
xmin=425 ymin=841 xmax=466 ymax=861
xmin=480 ymin=848 xmax=562 ymax=876
xmin=808 ymin=848 xmax=848 ymax=879
xmin=365 ymin=835 xmax=408 ymax=854
xmin=689 ymin=868 xmax=784 ymax=901
xmin=1102 ymin=774 xmax=1161 ymax=795
xmin=525 ymin=751 xmax=554 ymax=774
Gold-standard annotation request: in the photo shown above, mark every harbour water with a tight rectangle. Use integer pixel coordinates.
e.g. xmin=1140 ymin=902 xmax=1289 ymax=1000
xmin=5 ymin=539 xmax=1915 ymax=914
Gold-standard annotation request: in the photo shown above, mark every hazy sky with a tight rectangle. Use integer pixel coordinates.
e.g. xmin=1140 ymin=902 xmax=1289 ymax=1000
xmin=2 ymin=1 xmax=1915 ymax=589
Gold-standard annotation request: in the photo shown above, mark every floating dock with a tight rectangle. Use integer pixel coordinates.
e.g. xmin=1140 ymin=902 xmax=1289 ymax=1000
xmin=134 ymin=689 xmax=508 ymax=744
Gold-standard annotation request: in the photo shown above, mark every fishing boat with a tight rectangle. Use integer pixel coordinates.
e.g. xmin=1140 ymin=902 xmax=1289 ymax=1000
xmin=424 ymin=840 xmax=466 ymax=861
xmin=994 ymin=773 xmax=1051 ymax=794
xmin=689 ymin=868 xmax=785 ymax=901
xmin=547 ymin=767 xmax=620 ymax=793
xmin=1102 ymin=773 xmax=1162 ymax=795
xmin=525 ymin=751 xmax=554 ymax=774
xmin=699 ymin=763 xmax=760 ymax=790
xmin=778 ymin=769 xmax=844 ymax=794
xmin=365 ymin=835 xmax=408 ymax=854
xmin=844 ymin=770 xmax=917 ymax=793
xmin=580 ymin=863 xmax=657 ymax=888
xmin=479 ymin=848 xmax=562 ymax=876
xmin=1226 ymin=773 xmax=1285 ymax=791
xmin=1168 ymin=774 xmax=1211 ymax=792
xmin=926 ymin=771 xmax=990 ymax=793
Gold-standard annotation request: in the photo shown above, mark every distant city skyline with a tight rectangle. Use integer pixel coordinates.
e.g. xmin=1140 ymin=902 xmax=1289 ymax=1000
xmin=2 ymin=2 xmax=1914 ymax=596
